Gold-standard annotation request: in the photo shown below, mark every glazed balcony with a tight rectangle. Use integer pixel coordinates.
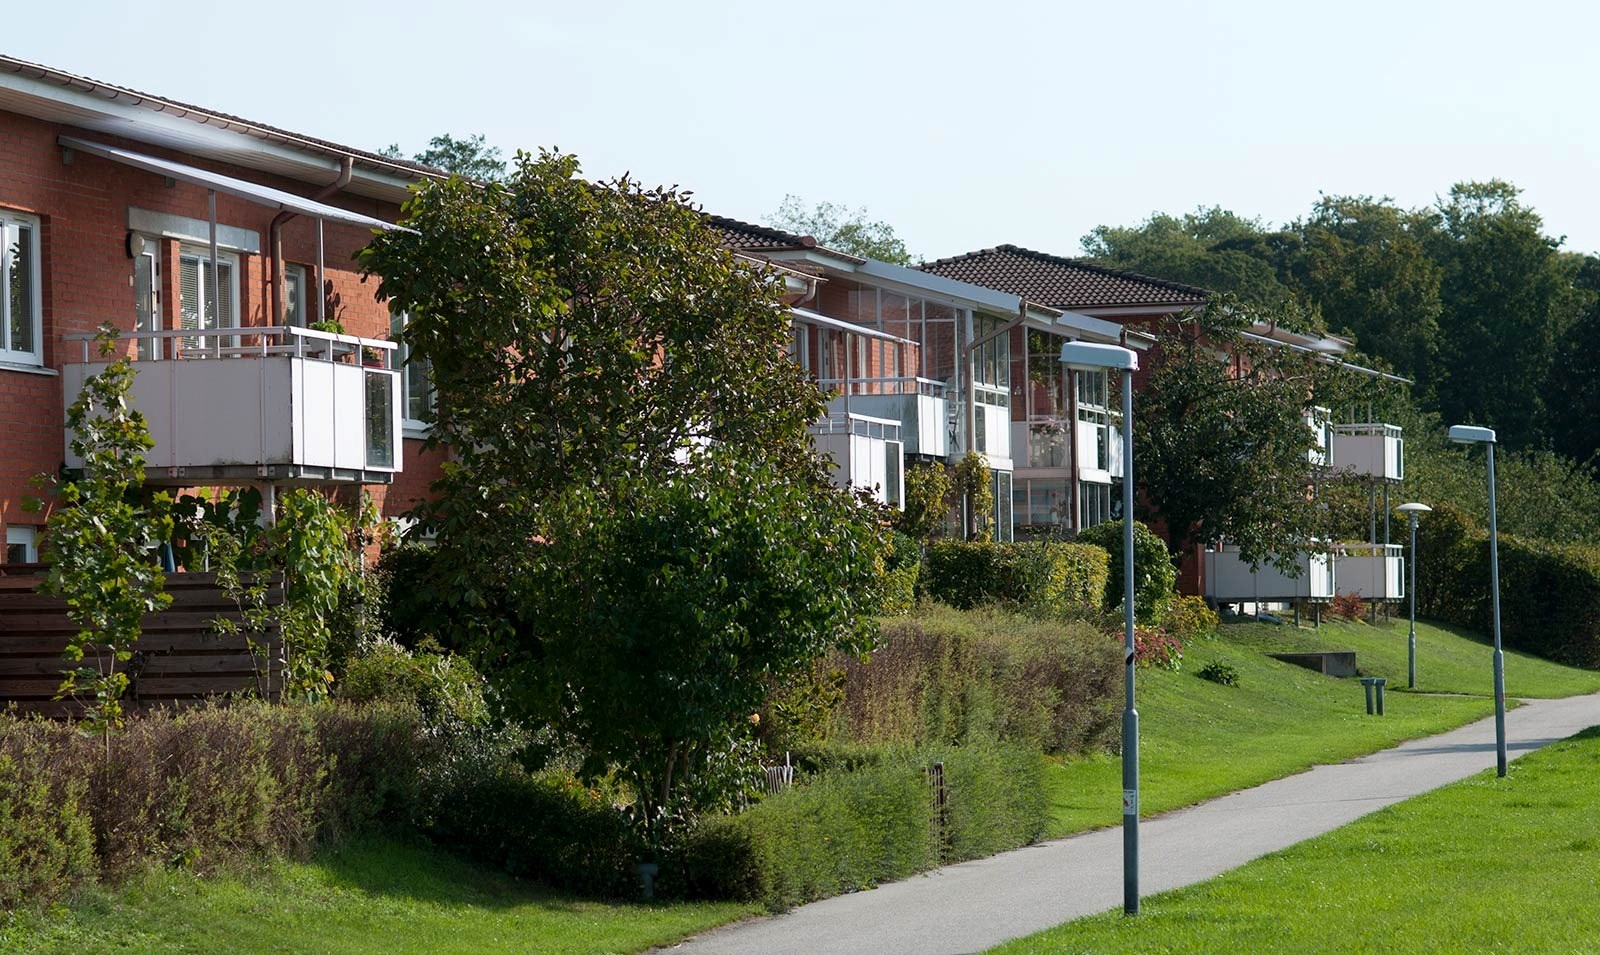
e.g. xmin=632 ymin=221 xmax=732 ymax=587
xmin=64 ymin=327 xmax=402 ymax=485
xmin=810 ymin=411 xmax=904 ymax=508
xmin=1330 ymin=423 xmax=1404 ymax=482
xmin=821 ymin=375 xmax=950 ymax=459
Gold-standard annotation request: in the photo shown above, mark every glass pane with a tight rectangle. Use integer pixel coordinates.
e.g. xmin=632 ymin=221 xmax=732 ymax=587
xmin=214 ymin=260 xmax=233 ymax=328
xmin=9 ymin=224 xmax=35 ymax=355
xmin=365 ymin=370 xmax=394 ymax=468
xmin=284 ymin=267 xmax=303 ymax=327
xmin=135 ymin=252 xmax=157 ymax=360
xmin=179 ymin=256 xmax=203 ymax=331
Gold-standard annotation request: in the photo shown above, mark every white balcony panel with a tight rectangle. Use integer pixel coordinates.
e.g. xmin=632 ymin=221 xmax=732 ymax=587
xmin=1331 ymin=424 xmax=1403 ymax=481
xmin=811 ymin=413 xmax=904 ymax=508
xmin=980 ymin=403 xmax=1010 ymax=463
xmin=65 ymin=327 xmax=401 ymax=485
xmin=828 ymin=393 xmax=948 ymax=458
xmin=1334 ymin=545 xmax=1405 ymax=600
xmin=1205 ymin=546 xmax=1334 ymax=602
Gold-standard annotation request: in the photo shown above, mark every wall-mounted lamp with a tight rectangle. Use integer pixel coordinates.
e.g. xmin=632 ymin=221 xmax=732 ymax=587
xmin=125 ymin=232 xmax=147 ymax=259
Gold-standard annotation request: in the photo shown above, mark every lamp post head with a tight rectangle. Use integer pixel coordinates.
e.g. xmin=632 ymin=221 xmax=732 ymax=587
xmin=1396 ymin=502 xmax=1431 ymax=526
xmin=1448 ymin=424 xmax=1496 ymax=445
xmin=1060 ymin=340 xmax=1138 ymax=373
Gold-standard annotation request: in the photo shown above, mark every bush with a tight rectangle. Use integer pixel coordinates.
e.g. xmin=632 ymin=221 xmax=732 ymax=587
xmin=833 ymin=605 xmax=1119 ymax=755
xmin=1134 ymin=628 xmax=1183 ymax=671
xmin=671 ymin=739 xmax=1045 ymax=909
xmin=1075 ymin=521 xmax=1176 ymax=624
xmin=922 ymin=541 xmax=1109 ymax=614
xmin=338 ymin=637 xmax=490 ymax=729
xmin=1164 ymin=593 xmax=1219 ymax=641
xmin=1196 ymin=660 xmax=1240 ymax=686
xmin=879 ymin=532 xmax=921 ymax=616
xmin=1329 ymin=591 xmax=1366 ymax=620
xmin=0 ymin=738 xmax=94 ymax=909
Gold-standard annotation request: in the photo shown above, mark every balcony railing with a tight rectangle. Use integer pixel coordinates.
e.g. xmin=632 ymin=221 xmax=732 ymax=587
xmin=810 ymin=412 xmax=904 ymax=508
xmin=1329 ymin=422 xmax=1404 ymax=481
xmin=1332 ymin=543 xmax=1405 ymax=600
xmin=823 ymin=377 xmax=951 ymax=458
xmin=1204 ymin=545 xmax=1336 ymax=603
xmin=64 ymin=326 xmax=402 ymax=485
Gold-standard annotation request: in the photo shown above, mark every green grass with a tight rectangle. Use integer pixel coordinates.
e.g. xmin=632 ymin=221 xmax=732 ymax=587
xmin=0 ymin=839 xmax=755 ymax=955
xmin=1043 ymin=619 xmax=1549 ymax=838
xmin=1225 ymin=615 xmax=1600 ymax=698
xmin=1000 ymin=725 xmax=1600 ymax=954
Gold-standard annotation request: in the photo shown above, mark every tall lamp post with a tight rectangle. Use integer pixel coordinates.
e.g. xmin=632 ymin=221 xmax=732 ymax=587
xmin=1447 ymin=425 xmax=1507 ymax=777
xmin=1061 ymin=340 xmax=1141 ymax=914
xmin=1395 ymin=502 xmax=1432 ymax=689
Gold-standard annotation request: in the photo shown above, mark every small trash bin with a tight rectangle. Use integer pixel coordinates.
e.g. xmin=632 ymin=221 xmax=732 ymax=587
xmin=1359 ymin=677 xmax=1388 ymax=715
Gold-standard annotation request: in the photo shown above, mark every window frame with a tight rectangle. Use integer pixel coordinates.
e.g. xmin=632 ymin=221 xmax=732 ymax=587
xmin=5 ymin=525 xmax=38 ymax=564
xmin=0 ymin=211 xmax=44 ymax=367
xmin=177 ymin=244 xmax=241 ymax=342
xmin=283 ymin=263 xmax=308 ymax=328
xmin=390 ymin=310 xmax=436 ymax=434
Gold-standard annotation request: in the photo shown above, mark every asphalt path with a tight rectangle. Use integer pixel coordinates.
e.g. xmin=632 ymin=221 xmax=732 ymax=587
xmin=661 ymin=690 xmax=1600 ymax=955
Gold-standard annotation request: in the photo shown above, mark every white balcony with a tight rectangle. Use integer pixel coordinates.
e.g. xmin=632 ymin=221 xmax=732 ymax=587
xmin=1205 ymin=545 xmax=1335 ymax=603
xmin=823 ymin=377 xmax=949 ymax=458
xmin=64 ymin=327 xmax=402 ymax=485
xmin=1333 ymin=543 xmax=1405 ymax=601
xmin=1330 ymin=423 xmax=1403 ymax=481
xmin=974 ymin=398 xmax=1011 ymax=469
xmin=811 ymin=412 xmax=904 ymax=508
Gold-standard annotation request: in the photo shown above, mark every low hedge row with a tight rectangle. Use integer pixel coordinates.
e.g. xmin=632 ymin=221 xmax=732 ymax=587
xmin=922 ymin=541 xmax=1109 ymax=613
xmin=672 ymin=739 xmax=1046 ymax=910
xmin=1418 ymin=503 xmax=1600 ymax=668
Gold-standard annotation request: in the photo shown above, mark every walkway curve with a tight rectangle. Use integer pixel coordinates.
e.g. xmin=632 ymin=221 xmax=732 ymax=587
xmin=660 ymin=691 xmax=1600 ymax=955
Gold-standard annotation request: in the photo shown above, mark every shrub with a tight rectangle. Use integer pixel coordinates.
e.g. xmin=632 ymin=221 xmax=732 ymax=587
xmin=1134 ymin=628 xmax=1183 ymax=672
xmin=833 ymin=606 xmax=1119 ymax=755
xmin=894 ymin=464 xmax=953 ymax=542
xmin=922 ymin=541 xmax=1109 ymax=614
xmin=1164 ymin=593 xmax=1219 ymax=641
xmin=1196 ymin=660 xmax=1240 ymax=686
xmin=338 ymin=637 xmax=490 ymax=729
xmin=1075 ymin=521 xmax=1176 ymax=624
xmin=0 ymin=737 xmax=95 ymax=909
xmin=671 ymin=739 xmax=1046 ymax=909
xmin=1329 ymin=591 xmax=1366 ymax=621
xmin=879 ymin=532 xmax=921 ymax=616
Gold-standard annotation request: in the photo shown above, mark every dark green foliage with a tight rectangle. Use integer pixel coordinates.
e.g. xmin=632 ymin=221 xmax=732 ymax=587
xmin=379 ymin=133 xmax=506 ymax=180
xmin=1196 ymin=660 xmax=1240 ymax=687
xmin=338 ymin=638 xmax=490 ymax=729
xmin=921 ymin=541 xmax=1109 ymax=613
xmin=671 ymin=739 xmax=1045 ymax=909
xmin=834 ymin=606 xmax=1120 ymax=754
xmin=952 ymin=451 xmax=994 ymax=541
xmin=766 ymin=195 xmax=914 ymax=265
xmin=1076 ymin=520 xmax=1176 ymax=624
xmin=879 ymin=531 xmax=921 ymax=616
xmin=1417 ymin=503 xmax=1600 ymax=669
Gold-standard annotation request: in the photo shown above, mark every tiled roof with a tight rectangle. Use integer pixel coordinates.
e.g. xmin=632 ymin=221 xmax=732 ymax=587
xmin=705 ymin=214 xmax=814 ymax=252
xmin=918 ymin=245 xmax=1210 ymax=310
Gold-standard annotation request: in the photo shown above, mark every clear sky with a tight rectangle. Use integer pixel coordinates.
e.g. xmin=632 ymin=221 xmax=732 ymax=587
xmin=9 ymin=0 xmax=1600 ymax=260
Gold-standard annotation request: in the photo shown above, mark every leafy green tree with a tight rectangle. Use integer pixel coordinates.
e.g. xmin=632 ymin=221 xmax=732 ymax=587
xmin=1081 ymin=207 xmax=1296 ymax=309
xmin=1545 ymin=253 xmax=1600 ymax=464
xmin=361 ymin=151 xmax=886 ymax=833
xmin=894 ymin=462 xmax=952 ymax=541
xmin=953 ymin=451 xmax=994 ymax=542
xmin=1134 ymin=297 xmax=1375 ymax=570
xmin=38 ymin=325 xmax=173 ymax=735
xmin=767 ymin=195 xmax=914 ymax=264
xmin=381 ymin=133 xmax=506 ymax=180
xmin=1075 ymin=520 xmax=1175 ymax=624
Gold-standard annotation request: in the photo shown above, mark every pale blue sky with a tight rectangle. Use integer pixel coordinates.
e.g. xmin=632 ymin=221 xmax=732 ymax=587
xmin=10 ymin=0 xmax=1600 ymax=259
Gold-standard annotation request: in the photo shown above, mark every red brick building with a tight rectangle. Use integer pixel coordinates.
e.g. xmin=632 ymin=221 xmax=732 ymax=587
xmin=0 ymin=55 xmax=447 ymax=560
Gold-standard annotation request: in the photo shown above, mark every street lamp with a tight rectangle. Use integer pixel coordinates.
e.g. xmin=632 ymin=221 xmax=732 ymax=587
xmin=1395 ymin=502 xmax=1432 ymax=689
xmin=1061 ymin=340 xmax=1141 ymax=914
xmin=1448 ymin=425 xmax=1507 ymax=777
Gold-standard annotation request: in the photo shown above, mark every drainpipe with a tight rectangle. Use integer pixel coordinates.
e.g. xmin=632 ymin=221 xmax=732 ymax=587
xmin=270 ymin=157 xmax=354 ymax=325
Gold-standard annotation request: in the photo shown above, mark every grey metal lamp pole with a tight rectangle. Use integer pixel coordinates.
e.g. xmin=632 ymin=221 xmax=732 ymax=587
xmin=1395 ymin=502 xmax=1432 ymax=689
xmin=1448 ymin=426 xmax=1507 ymax=777
xmin=1061 ymin=340 xmax=1141 ymax=914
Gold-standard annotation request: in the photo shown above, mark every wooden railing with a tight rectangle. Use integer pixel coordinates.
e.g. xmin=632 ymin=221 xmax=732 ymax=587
xmin=0 ymin=570 xmax=283 ymax=718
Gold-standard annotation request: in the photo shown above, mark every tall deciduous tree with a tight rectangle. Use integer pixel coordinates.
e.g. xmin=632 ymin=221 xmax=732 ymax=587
xmin=1081 ymin=207 xmax=1297 ymax=310
xmin=361 ymin=152 xmax=885 ymax=833
xmin=380 ymin=133 xmax=506 ymax=180
xmin=767 ymin=195 xmax=914 ymax=264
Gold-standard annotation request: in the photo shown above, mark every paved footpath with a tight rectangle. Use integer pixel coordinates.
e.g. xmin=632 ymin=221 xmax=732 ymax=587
xmin=661 ymin=690 xmax=1600 ymax=955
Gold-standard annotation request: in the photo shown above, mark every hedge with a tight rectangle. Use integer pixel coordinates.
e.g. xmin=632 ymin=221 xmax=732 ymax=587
xmin=1074 ymin=520 xmax=1176 ymax=625
xmin=1418 ymin=503 xmax=1600 ymax=669
xmin=671 ymin=739 xmax=1046 ymax=910
xmin=922 ymin=541 xmax=1109 ymax=613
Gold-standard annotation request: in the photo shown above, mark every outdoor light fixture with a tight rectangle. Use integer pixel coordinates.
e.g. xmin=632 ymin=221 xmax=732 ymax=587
xmin=1395 ymin=502 xmax=1432 ymax=689
xmin=1448 ymin=425 xmax=1507 ymax=777
xmin=1061 ymin=340 xmax=1141 ymax=915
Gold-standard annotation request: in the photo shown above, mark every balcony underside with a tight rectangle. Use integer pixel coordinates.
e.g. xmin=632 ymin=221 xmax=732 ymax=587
xmin=139 ymin=464 xmax=396 ymax=487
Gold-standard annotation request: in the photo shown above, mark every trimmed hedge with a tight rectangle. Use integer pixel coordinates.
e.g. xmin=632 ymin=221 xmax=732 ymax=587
xmin=672 ymin=739 xmax=1046 ymax=910
xmin=922 ymin=541 xmax=1109 ymax=613
xmin=1074 ymin=520 xmax=1176 ymax=624
xmin=1418 ymin=503 xmax=1600 ymax=669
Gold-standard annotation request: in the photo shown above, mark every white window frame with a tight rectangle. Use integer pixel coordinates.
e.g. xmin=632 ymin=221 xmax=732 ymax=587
xmin=1 ymin=211 xmax=44 ymax=367
xmin=390 ymin=310 xmax=435 ymax=434
xmin=177 ymin=245 xmax=241 ymax=345
xmin=5 ymin=526 xmax=38 ymax=564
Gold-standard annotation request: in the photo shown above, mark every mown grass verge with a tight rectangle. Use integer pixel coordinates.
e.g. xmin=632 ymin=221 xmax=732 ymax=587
xmin=998 ymin=725 xmax=1600 ymax=954
xmin=0 ymin=837 xmax=755 ymax=955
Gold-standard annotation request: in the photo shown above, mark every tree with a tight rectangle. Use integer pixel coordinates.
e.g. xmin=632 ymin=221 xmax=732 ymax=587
xmin=380 ymin=133 xmax=506 ymax=180
xmin=1543 ymin=253 xmax=1600 ymax=463
xmin=766 ymin=195 xmax=914 ymax=264
xmin=1081 ymin=207 xmax=1297 ymax=310
xmin=360 ymin=151 xmax=886 ymax=835
xmin=1134 ymin=297 xmax=1376 ymax=570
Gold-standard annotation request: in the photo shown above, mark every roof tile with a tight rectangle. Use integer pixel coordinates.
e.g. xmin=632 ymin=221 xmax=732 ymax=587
xmin=918 ymin=245 xmax=1209 ymax=309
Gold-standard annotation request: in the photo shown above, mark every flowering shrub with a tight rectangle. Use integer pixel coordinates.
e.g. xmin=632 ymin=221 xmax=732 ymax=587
xmin=1133 ymin=628 xmax=1183 ymax=672
xmin=1164 ymin=594 xmax=1219 ymax=641
xmin=1329 ymin=591 xmax=1366 ymax=620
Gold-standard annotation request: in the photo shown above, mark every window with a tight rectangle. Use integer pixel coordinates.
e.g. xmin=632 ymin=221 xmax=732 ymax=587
xmin=283 ymin=264 xmax=308 ymax=327
xmin=133 ymin=241 xmax=160 ymax=360
xmin=390 ymin=311 xmax=435 ymax=427
xmin=1 ymin=212 xmax=42 ymax=365
xmin=5 ymin=526 xmax=37 ymax=564
xmin=1080 ymin=481 xmax=1113 ymax=530
xmin=178 ymin=246 xmax=238 ymax=346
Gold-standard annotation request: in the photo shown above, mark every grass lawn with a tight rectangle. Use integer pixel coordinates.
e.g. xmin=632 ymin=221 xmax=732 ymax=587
xmin=0 ymin=838 xmax=755 ymax=955
xmin=1040 ymin=615 xmax=1596 ymax=838
xmin=999 ymin=725 xmax=1600 ymax=954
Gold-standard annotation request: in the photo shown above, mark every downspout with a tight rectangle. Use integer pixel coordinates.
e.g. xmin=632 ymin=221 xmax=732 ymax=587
xmin=269 ymin=156 xmax=354 ymax=325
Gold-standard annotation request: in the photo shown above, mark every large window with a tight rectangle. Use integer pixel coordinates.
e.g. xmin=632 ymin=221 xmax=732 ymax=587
xmin=178 ymin=246 xmax=238 ymax=346
xmin=1023 ymin=330 xmax=1070 ymax=468
xmin=283 ymin=264 xmax=308 ymax=327
xmin=1077 ymin=369 xmax=1115 ymax=473
xmin=1 ymin=212 xmax=42 ymax=366
xmin=390 ymin=311 xmax=435 ymax=428
xmin=1080 ymin=481 xmax=1113 ymax=530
